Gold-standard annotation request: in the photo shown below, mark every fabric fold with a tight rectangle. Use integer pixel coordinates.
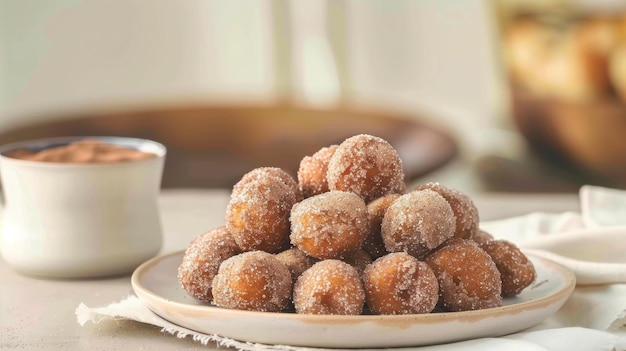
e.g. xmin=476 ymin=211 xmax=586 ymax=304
xmin=75 ymin=295 xmax=626 ymax=351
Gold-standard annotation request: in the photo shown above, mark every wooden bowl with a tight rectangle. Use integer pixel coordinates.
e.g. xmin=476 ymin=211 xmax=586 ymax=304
xmin=0 ymin=104 xmax=457 ymax=189
xmin=512 ymin=89 xmax=626 ymax=187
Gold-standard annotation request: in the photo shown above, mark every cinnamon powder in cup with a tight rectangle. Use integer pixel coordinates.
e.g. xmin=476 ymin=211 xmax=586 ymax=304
xmin=6 ymin=139 xmax=156 ymax=163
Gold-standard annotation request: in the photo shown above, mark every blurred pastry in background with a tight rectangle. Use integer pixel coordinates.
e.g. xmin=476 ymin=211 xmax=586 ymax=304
xmin=504 ymin=15 xmax=612 ymax=102
xmin=609 ymin=43 xmax=626 ymax=100
xmin=495 ymin=1 xmax=626 ymax=187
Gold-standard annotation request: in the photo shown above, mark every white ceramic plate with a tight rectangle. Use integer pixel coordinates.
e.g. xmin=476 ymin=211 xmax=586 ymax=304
xmin=131 ymin=251 xmax=575 ymax=348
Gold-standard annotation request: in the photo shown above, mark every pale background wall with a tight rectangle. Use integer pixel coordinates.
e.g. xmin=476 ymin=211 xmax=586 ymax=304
xmin=0 ymin=0 xmax=510 ymax=155
xmin=0 ymin=0 xmax=277 ymax=126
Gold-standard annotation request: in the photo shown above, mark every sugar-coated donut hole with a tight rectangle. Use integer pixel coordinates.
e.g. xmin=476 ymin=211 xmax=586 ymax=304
xmin=233 ymin=167 xmax=303 ymax=202
xmin=177 ymin=226 xmax=242 ymax=302
xmin=293 ymin=259 xmax=365 ymax=315
xmin=178 ymin=133 xmax=536 ymax=315
xmin=342 ymin=249 xmax=372 ymax=277
xmin=381 ymin=189 xmax=456 ymax=259
xmin=290 ymin=191 xmax=369 ymax=260
xmin=226 ymin=175 xmax=297 ymax=253
xmin=413 ymin=182 xmax=479 ymax=240
xmin=363 ymin=252 xmax=439 ymax=315
xmin=473 ymin=229 xmax=495 ymax=244
xmin=275 ymin=248 xmax=318 ymax=283
xmin=212 ymin=251 xmax=293 ymax=312
xmin=297 ymin=145 xmax=338 ymax=199
xmin=425 ymin=239 xmax=503 ymax=312
xmin=480 ymin=240 xmax=536 ymax=297
xmin=327 ymin=134 xmax=406 ymax=203
xmin=364 ymin=193 xmax=401 ymax=259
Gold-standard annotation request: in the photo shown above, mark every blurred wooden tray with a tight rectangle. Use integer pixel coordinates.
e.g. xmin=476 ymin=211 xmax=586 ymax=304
xmin=0 ymin=104 xmax=457 ymax=188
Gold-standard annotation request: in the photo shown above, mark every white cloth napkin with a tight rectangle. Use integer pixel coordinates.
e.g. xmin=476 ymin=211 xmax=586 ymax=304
xmin=482 ymin=185 xmax=626 ymax=285
xmin=76 ymin=185 xmax=626 ymax=351
xmin=76 ymin=296 xmax=625 ymax=351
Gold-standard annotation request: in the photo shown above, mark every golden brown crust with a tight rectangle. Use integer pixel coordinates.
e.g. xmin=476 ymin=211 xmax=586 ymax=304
xmin=363 ymin=252 xmax=439 ymax=315
xmin=178 ymin=133 xmax=534 ymax=316
xmin=275 ymin=248 xmax=318 ymax=283
xmin=226 ymin=175 xmax=297 ymax=253
xmin=297 ymin=145 xmax=338 ymax=199
xmin=425 ymin=239 xmax=502 ymax=312
xmin=290 ymin=191 xmax=369 ymax=260
xmin=480 ymin=240 xmax=536 ymax=297
xmin=342 ymin=249 xmax=372 ymax=277
xmin=233 ymin=167 xmax=302 ymax=202
xmin=212 ymin=251 xmax=293 ymax=312
xmin=327 ymin=134 xmax=405 ymax=203
xmin=177 ymin=226 xmax=242 ymax=302
xmin=472 ymin=229 xmax=495 ymax=245
xmin=293 ymin=260 xmax=365 ymax=315
xmin=381 ymin=190 xmax=456 ymax=259
xmin=363 ymin=194 xmax=401 ymax=259
xmin=413 ymin=182 xmax=479 ymax=240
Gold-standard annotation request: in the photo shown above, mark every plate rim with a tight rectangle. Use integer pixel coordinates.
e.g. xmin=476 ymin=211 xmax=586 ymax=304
xmin=131 ymin=250 xmax=576 ymax=325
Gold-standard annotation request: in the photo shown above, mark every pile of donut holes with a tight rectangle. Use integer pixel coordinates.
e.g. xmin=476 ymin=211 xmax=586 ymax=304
xmin=178 ymin=134 xmax=536 ymax=315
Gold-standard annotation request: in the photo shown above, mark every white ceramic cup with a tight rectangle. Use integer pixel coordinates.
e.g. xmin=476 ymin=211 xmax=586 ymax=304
xmin=0 ymin=136 xmax=165 ymax=278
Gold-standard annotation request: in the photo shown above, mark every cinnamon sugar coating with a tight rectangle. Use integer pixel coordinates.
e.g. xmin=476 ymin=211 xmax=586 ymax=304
xmin=342 ymin=249 xmax=372 ymax=277
xmin=472 ymin=229 xmax=495 ymax=244
xmin=233 ymin=167 xmax=303 ymax=202
xmin=363 ymin=252 xmax=439 ymax=315
xmin=290 ymin=191 xmax=369 ymax=260
xmin=212 ymin=251 xmax=293 ymax=312
xmin=177 ymin=226 xmax=242 ymax=302
xmin=425 ymin=239 xmax=502 ymax=312
xmin=275 ymin=248 xmax=318 ymax=283
xmin=226 ymin=175 xmax=298 ymax=253
xmin=480 ymin=240 xmax=536 ymax=296
xmin=178 ymin=133 xmax=526 ymax=316
xmin=327 ymin=134 xmax=405 ymax=203
xmin=413 ymin=182 xmax=479 ymax=240
xmin=364 ymin=193 xmax=401 ymax=259
xmin=381 ymin=189 xmax=456 ymax=259
xmin=297 ymin=145 xmax=338 ymax=199
xmin=293 ymin=259 xmax=365 ymax=315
